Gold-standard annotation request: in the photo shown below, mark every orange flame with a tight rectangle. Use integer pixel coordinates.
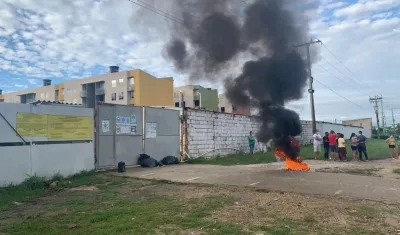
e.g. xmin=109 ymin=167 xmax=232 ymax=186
xmin=274 ymin=137 xmax=310 ymax=172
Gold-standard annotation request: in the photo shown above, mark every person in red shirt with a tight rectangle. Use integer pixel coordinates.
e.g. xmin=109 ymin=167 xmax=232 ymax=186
xmin=328 ymin=130 xmax=338 ymax=161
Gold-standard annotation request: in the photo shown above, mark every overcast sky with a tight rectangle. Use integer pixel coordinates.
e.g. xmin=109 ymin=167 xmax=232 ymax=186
xmin=0 ymin=0 xmax=399 ymax=125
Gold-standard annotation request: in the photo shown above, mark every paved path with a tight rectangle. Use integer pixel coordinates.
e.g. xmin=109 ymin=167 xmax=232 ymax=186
xmin=121 ymin=162 xmax=400 ymax=203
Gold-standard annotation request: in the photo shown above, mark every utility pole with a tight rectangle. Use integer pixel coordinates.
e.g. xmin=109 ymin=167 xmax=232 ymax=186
xmin=369 ymin=95 xmax=382 ymax=139
xmin=392 ymin=109 xmax=396 ymax=128
xmin=294 ymin=38 xmax=322 ymax=134
xmin=380 ymin=97 xmax=386 ymax=135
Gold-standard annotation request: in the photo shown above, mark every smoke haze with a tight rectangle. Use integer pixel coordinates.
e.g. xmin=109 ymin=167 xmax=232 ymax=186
xmin=136 ymin=0 xmax=320 ymax=151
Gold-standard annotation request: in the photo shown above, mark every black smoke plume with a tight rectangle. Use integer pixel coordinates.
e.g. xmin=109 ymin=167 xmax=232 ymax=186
xmin=150 ymin=0 xmax=319 ymax=158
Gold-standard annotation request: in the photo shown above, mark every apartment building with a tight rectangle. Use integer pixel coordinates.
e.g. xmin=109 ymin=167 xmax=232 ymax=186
xmin=1 ymin=67 xmax=174 ymax=108
xmin=173 ymin=85 xmax=218 ymax=111
xmin=218 ymin=94 xmax=251 ymax=115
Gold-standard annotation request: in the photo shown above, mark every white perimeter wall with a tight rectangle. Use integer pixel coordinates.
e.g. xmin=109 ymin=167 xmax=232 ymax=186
xmin=0 ymin=103 xmax=94 ymax=187
xmin=0 ymin=144 xmax=94 ymax=186
xmin=184 ymin=109 xmax=369 ymax=158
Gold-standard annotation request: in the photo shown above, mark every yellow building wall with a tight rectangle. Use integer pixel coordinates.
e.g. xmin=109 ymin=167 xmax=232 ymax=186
xmin=132 ymin=70 xmax=174 ymax=107
xmin=57 ymin=83 xmax=65 ymax=101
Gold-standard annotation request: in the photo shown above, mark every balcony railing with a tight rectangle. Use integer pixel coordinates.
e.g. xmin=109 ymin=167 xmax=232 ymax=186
xmin=95 ymin=87 xmax=105 ymax=95
xmin=80 ymin=90 xmax=87 ymax=97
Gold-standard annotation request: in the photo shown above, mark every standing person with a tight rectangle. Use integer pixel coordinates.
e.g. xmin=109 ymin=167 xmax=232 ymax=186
xmin=312 ymin=130 xmax=322 ymax=160
xmin=248 ymin=131 xmax=255 ymax=154
xmin=328 ymin=130 xmax=338 ymax=161
xmin=337 ymin=133 xmax=347 ymax=161
xmin=350 ymin=133 xmax=359 ymax=161
xmin=357 ymin=131 xmax=368 ymax=161
xmin=385 ymin=135 xmax=397 ymax=159
xmin=322 ymin=132 xmax=330 ymax=161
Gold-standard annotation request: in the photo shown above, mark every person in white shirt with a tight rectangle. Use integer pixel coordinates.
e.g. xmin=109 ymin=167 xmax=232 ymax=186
xmin=312 ymin=130 xmax=322 ymax=160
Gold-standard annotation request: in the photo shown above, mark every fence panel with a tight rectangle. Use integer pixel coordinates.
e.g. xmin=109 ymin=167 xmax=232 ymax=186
xmin=114 ymin=105 xmax=143 ymax=166
xmin=144 ymin=107 xmax=180 ymax=162
xmin=96 ymin=104 xmax=116 ymax=168
xmin=0 ymin=103 xmax=31 ymax=143
xmin=0 ymin=103 xmax=94 ymax=187
xmin=96 ymin=104 xmax=144 ymax=168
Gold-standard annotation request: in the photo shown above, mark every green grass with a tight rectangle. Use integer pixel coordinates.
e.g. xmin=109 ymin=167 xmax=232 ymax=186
xmin=0 ymin=173 xmax=396 ymax=234
xmin=393 ymin=169 xmax=400 ymax=175
xmin=188 ymin=139 xmax=391 ymax=165
xmin=0 ymin=174 xmax=242 ymax=235
xmin=0 ymin=170 xmax=103 ymax=211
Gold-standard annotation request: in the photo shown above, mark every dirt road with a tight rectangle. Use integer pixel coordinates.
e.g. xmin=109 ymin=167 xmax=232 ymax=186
xmin=122 ymin=160 xmax=400 ymax=203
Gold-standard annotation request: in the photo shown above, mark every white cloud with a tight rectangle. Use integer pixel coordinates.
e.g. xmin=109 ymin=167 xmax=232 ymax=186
xmin=0 ymin=0 xmax=398 ymax=125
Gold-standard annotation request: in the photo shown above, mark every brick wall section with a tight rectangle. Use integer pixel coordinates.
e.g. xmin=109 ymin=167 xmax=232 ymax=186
xmin=184 ymin=108 xmax=259 ymax=157
xmin=183 ymin=109 xmax=366 ymax=158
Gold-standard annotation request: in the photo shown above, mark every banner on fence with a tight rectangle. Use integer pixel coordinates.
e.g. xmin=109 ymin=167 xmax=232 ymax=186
xmin=48 ymin=115 xmax=93 ymax=140
xmin=16 ymin=112 xmax=48 ymax=137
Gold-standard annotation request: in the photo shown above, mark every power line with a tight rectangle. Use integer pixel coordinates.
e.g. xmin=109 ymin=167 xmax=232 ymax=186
xmin=313 ymin=78 xmax=369 ymax=110
xmin=127 ymin=0 xmax=183 ymax=23
xmin=319 ymin=56 xmax=372 ymax=97
xmin=321 ymin=43 xmax=378 ymax=93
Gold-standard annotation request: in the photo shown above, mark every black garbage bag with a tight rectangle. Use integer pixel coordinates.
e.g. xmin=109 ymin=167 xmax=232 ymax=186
xmin=137 ymin=154 xmax=150 ymax=164
xmin=117 ymin=161 xmax=126 ymax=172
xmin=161 ymin=156 xmax=179 ymax=165
xmin=138 ymin=157 xmax=162 ymax=168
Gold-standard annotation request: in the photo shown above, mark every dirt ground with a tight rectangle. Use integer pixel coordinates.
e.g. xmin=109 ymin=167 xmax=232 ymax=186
xmin=1 ymin=173 xmax=400 ymax=235
xmin=1 ymin=159 xmax=400 ymax=234
xmin=307 ymin=159 xmax=400 ymax=178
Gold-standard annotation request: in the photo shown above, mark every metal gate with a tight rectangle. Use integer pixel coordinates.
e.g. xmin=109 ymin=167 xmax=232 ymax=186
xmin=96 ymin=104 xmax=180 ymax=168
xmin=144 ymin=107 xmax=180 ymax=162
xmin=96 ymin=103 xmax=143 ymax=168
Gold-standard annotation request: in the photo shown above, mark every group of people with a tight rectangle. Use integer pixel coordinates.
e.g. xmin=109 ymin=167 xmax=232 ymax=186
xmin=312 ymin=130 xmax=369 ymax=162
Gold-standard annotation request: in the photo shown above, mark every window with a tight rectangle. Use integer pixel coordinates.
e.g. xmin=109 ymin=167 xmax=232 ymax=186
xmin=194 ymin=100 xmax=200 ymax=106
xmin=119 ymin=92 xmax=124 ymax=100
xmin=40 ymin=93 xmax=44 ymax=99
xmin=45 ymin=92 xmax=49 ymax=99
xmin=128 ymin=77 xmax=134 ymax=85
xmin=111 ymin=80 xmax=116 ymax=88
xmin=128 ymin=91 xmax=134 ymax=99
xmin=72 ymin=89 xmax=76 ymax=95
xmin=175 ymin=102 xmax=179 ymax=107
xmin=221 ymin=107 xmax=225 ymax=113
xmin=118 ymin=78 xmax=124 ymax=86
xmin=111 ymin=93 xmax=116 ymax=101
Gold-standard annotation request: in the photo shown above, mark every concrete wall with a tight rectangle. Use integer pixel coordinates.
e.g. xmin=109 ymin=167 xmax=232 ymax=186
xmin=183 ymin=109 xmax=370 ymax=158
xmin=174 ymin=85 xmax=218 ymax=111
xmin=184 ymin=109 xmax=259 ymax=157
xmin=132 ymin=70 xmax=174 ymax=107
xmin=196 ymin=86 xmax=218 ymax=111
xmin=299 ymin=121 xmax=371 ymax=145
xmin=0 ymin=103 xmax=94 ymax=187
xmin=174 ymin=86 xmax=195 ymax=108
xmin=342 ymin=118 xmax=373 ymax=136
xmin=218 ymin=94 xmax=251 ymax=115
